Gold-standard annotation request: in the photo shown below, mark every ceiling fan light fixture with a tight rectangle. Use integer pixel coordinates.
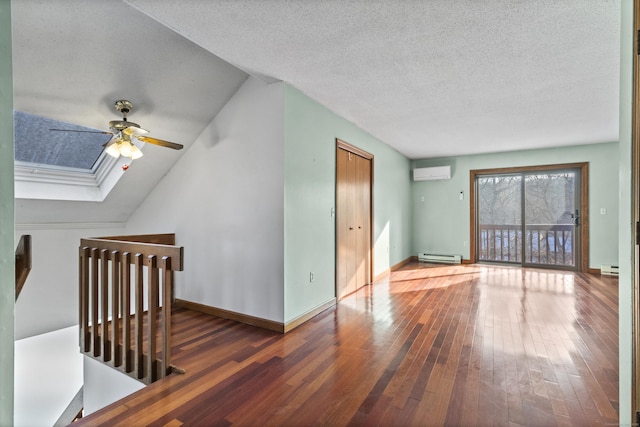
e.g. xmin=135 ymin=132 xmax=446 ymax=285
xmin=129 ymin=142 xmax=143 ymax=160
xmin=105 ymin=139 xmax=121 ymax=158
xmin=104 ymin=136 xmax=144 ymax=160
xmin=118 ymin=139 xmax=143 ymax=160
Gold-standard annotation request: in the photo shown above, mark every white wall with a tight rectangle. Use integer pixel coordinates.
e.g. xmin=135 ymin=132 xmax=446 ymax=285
xmin=15 ymin=326 xmax=83 ymax=427
xmin=283 ymin=84 xmax=413 ymax=323
xmin=126 ymin=77 xmax=285 ymax=323
xmin=14 ymin=223 xmax=125 ymax=339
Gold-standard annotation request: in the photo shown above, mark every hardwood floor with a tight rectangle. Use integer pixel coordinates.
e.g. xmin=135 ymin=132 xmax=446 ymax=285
xmin=73 ymin=262 xmax=618 ymax=426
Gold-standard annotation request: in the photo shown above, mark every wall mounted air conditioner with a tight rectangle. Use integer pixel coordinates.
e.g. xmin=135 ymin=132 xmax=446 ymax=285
xmin=413 ymin=166 xmax=451 ymax=181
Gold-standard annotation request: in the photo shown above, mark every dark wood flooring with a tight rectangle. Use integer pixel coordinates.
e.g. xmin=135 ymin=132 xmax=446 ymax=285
xmin=73 ymin=262 xmax=619 ymax=426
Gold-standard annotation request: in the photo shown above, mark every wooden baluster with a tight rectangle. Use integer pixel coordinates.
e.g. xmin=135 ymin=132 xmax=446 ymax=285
xmin=79 ymin=247 xmax=90 ymax=353
xmin=100 ymin=249 xmax=110 ymax=362
xmin=147 ymin=255 xmax=159 ymax=384
xmin=134 ymin=253 xmax=144 ymax=380
xmin=111 ymin=250 xmax=121 ymax=368
xmin=161 ymin=256 xmax=172 ymax=378
xmin=90 ymin=248 xmax=100 ymax=357
xmin=121 ymin=252 xmax=132 ymax=373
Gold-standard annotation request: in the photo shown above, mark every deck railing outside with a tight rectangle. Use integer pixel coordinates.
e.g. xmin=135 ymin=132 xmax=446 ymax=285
xmin=479 ymin=224 xmax=574 ymax=265
xmin=79 ymin=234 xmax=183 ymax=385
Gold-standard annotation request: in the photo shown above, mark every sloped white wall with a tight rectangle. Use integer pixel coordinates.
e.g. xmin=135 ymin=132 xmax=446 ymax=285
xmin=126 ymin=77 xmax=285 ymax=322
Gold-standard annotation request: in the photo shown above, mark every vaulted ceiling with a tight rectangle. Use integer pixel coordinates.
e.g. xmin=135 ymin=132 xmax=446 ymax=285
xmin=12 ymin=0 xmax=621 ymax=223
xmin=12 ymin=0 xmax=248 ymax=222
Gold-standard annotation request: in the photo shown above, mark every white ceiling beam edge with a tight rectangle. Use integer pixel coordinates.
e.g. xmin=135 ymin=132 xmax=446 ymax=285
xmin=15 ymin=154 xmax=124 ymax=202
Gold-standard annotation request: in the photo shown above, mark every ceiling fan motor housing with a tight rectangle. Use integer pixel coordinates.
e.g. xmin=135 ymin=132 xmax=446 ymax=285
xmin=110 ymin=100 xmax=140 ymax=131
xmin=109 ymin=120 xmax=142 ymax=132
xmin=114 ymin=99 xmax=133 ymax=116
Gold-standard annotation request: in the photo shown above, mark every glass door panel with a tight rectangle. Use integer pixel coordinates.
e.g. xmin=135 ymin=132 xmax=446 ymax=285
xmin=523 ymin=171 xmax=579 ymax=269
xmin=477 ymin=175 xmax=522 ymax=263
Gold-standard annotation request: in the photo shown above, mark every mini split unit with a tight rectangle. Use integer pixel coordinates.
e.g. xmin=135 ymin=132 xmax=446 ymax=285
xmin=413 ymin=166 xmax=451 ymax=181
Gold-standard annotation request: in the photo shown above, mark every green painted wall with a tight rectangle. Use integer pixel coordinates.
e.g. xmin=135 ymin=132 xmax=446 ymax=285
xmin=0 ymin=0 xmax=14 ymax=423
xmin=283 ymin=84 xmax=412 ymax=323
xmin=618 ymin=0 xmax=633 ymax=423
xmin=412 ymin=142 xmax=619 ymax=269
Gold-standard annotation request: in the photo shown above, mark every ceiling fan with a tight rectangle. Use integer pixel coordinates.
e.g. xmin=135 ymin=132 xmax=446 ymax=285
xmin=51 ymin=100 xmax=183 ymax=163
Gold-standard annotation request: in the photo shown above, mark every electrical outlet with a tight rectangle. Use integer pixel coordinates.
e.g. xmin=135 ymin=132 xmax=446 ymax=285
xmin=309 ymin=272 xmax=315 ymax=282
xmin=600 ymin=208 xmax=606 ymax=215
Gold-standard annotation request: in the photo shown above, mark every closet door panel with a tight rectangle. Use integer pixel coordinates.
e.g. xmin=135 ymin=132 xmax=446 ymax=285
xmin=336 ymin=141 xmax=373 ymax=299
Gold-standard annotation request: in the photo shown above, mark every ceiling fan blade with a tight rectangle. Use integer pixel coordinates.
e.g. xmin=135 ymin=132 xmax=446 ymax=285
xmin=49 ymin=128 xmax=113 ymax=135
xmin=123 ymin=126 xmax=149 ymax=137
xmin=136 ymin=135 xmax=184 ymax=150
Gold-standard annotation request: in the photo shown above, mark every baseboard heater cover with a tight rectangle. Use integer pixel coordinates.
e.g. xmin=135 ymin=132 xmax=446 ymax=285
xmin=418 ymin=253 xmax=462 ymax=264
xmin=600 ymin=265 xmax=619 ymax=276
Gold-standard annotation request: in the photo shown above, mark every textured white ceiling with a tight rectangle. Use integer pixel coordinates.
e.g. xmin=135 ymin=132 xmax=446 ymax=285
xmin=128 ymin=0 xmax=621 ymax=159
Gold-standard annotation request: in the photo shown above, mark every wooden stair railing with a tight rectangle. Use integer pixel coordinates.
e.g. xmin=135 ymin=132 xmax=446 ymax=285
xmin=79 ymin=234 xmax=184 ymax=385
xmin=15 ymin=234 xmax=32 ymax=301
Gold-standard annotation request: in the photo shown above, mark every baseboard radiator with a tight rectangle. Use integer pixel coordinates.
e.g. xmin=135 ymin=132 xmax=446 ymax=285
xmin=600 ymin=265 xmax=619 ymax=276
xmin=418 ymin=253 xmax=462 ymax=264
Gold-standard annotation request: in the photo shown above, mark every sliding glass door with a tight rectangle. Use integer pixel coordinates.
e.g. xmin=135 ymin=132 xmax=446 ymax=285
xmin=477 ymin=174 xmax=522 ymax=263
xmin=476 ymin=168 xmax=581 ymax=270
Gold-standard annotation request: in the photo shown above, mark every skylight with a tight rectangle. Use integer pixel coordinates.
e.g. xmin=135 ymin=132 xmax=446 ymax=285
xmin=14 ymin=111 xmax=109 ymax=170
xmin=13 ymin=111 xmax=127 ymax=202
